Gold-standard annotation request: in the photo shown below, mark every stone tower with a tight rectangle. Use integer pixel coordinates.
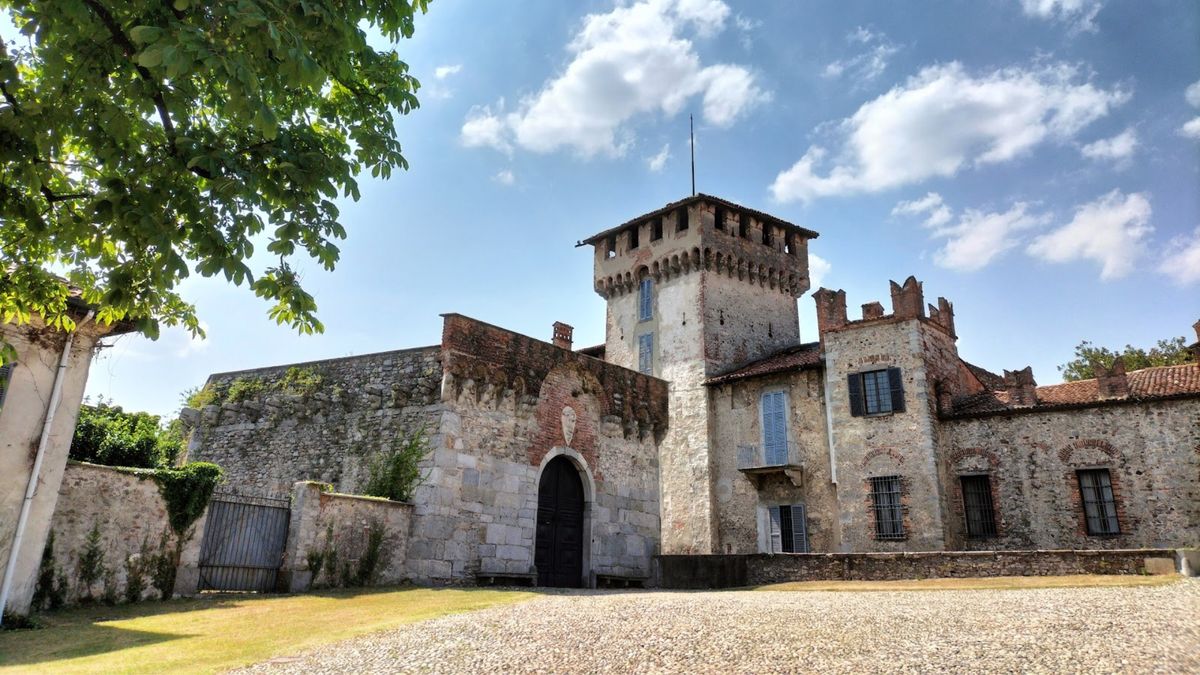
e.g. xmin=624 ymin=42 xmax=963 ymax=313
xmin=582 ymin=194 xmax=818 ymax=553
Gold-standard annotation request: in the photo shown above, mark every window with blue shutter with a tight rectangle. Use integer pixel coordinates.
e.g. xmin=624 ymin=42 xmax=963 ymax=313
xmin=638 ymin=333 xmax=653 ymax=374
xmin=638 ymin=278 xmax=653 ymax=322
xmin=760 ymin=391 xmax=787 ymax=465
xmin=767 ymin=504 xmax=809 ymax=553
xmin=0 ymin=363 xmax=13 ymax=412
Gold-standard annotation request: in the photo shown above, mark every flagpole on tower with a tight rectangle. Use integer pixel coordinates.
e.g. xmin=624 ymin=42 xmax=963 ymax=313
xmin=690 ymin=114 xmax=696 ymax=196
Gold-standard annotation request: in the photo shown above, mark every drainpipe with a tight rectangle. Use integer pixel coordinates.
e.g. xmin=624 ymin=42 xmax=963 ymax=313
xmin=0 ymin=311 xmax=93 ymax=625
xmin=822 ymin=363 xmax=837 ymax=485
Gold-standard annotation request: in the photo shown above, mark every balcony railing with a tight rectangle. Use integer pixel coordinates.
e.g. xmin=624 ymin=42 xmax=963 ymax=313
xmin=737 ymin=442 xmax=801 ymax=471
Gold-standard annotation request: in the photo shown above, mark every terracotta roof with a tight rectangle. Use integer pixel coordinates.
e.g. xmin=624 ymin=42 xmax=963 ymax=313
xmin=706 ymin=342 xmax=822 ymax=385
xmin=578 ymin=193 xmax=820 ymax=246
xmin=946 ymin=363 xmax=1200 ymax=416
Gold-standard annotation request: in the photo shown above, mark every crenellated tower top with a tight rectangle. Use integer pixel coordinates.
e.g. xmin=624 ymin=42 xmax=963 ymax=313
xmin=579 ymin=194 xmax=819 ymax=299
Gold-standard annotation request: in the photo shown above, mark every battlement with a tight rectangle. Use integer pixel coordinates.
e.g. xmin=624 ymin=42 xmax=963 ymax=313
xmin=580 ymin=194 xmax=819 ymax=299
xmin=814 ymin=275 xmax=956 ymax=339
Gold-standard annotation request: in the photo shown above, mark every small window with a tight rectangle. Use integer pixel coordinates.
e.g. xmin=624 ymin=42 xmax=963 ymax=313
xmin=0 ymin=362 xmax=14 ymax=412
xmin=767 ymin=504 xmax=809 ymax=553
xmin=961 ymin=475 xmax=997 ymax=538
xmin=760 ymin=391 xmax=788 ymax=465
xmin=714 ymin=206 xmax=726 ymax=232
xmin=651 ymin=218 xmax=663 ymax=241
xmin=676 ymin=206 xmax=688 ymax=232
xmin=1077 ymin=469 xmax=1120 ymax=535
xmin=739 ymin=213 xmax=750 ymax=239
xmin=637 ymin=333 xmax=653 ymax=374
xmin=638 ymin=278 xmax=653 ymax=322
xmin=628 ymin=225 xmax=639 ymax=250
xmin=761 ymin=224 xmax=771 ymax=246
xmin=848 ymin=368 xmax=904 ymax=416
xmin=605 ymin=236 xmax=617 ymax=259
xmin=870 ymin=475 xmax=905 ymax=540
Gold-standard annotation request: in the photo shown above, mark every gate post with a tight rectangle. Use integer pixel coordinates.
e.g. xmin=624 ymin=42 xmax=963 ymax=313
xmin=279 ymin=481 xmax=324 ymax=592
xmin=172 ymin=508 xmax=210 ymax=598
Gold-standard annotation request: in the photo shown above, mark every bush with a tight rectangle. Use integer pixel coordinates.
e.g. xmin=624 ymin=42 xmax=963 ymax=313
xmin=152 ymin=462 xmax=224 ymax=535
xmin=362 ymin=425 xmax=431 ymax=502
xmin=70 ymin=399 xmax=183 ymax=469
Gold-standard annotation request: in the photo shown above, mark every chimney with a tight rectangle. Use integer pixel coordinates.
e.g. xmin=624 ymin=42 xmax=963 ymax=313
xmin=552 ymin=322 xmax=574 ymax=350
xmin=928 ymin=297 xmax=956 ymax=339
xmin=1002 ymin=367 xmax=1037 ymax=407
xmin=861 ymin=302 xmax=885 ymax=321
xmin=814 ymin=288 xmax=847 ymax=336
xmin=1094 ymin=357 xmax=1129 ymax=399
xmin=889 ymin=276 xmax=925 ymax=320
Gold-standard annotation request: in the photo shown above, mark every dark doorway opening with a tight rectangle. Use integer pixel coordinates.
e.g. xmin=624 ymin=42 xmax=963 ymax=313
xmin=535 ymin=456 xmax=585 ymax=587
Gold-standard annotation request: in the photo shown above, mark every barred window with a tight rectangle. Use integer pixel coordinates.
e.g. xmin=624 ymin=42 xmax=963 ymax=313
xmin=767 ymin=504 xmax=809 ymax=553
xmin=0 ymin=362 xmax=13 ymax=412
xmin=960 ymin=475 xmax=997 ymax=538
xmin=869 ymin=475 xmax=905 ymax=540
xmin=1077 ymin=469 xmax=1120 ymax=535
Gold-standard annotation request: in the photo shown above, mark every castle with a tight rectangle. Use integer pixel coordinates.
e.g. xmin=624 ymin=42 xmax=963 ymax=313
xmin=187 ymin=194 xmax=1200 ymax=587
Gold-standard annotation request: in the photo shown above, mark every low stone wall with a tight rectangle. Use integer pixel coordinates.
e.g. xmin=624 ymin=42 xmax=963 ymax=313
xmin=281 ymin=481 xmax=413 ymax=591
xmin=35 ymin=462 xmax=203 ymax=608
xmin=658 ymin=549 xmax=1184 ymax=589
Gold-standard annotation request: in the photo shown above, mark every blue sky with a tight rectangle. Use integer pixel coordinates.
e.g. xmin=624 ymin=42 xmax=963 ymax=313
xmin=78 ymin=0 xmax=1199 ymax=418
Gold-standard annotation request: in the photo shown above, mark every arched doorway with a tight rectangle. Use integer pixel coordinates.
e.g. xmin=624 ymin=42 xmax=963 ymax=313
xmin=535 ymin=455 xmax=585 ymax=587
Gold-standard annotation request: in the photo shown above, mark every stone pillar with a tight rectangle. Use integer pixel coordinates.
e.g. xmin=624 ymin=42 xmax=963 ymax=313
xmin=814 ymin=288 xmax=847 ymax=336
xmin=279 ymin=481 xmax=325 ymax=593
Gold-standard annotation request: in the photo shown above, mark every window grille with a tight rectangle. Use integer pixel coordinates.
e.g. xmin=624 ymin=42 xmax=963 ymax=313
xmin=848 ymin=368 xmax=904 ymax=416
xmin=960 ymin=475 xmax=997 ymax=538
xmin=869 ymin=475 xmax=905 ymax=540
xmin=637 ymin=333 xmax=653 ymax=375
xmin=638 ymin=278 xmax=653 ymax=322
xmin=0 ymin=363 xmax=13 ymax=412
xmin=768 ymin=504 xmax=809 ymax=553
xmin=760 ymin=391 xmax=788 ymax=465
xmin=1077 ymin=469 xmax=1120 ymax=535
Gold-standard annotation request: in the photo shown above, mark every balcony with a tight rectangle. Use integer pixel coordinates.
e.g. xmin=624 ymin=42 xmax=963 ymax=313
xmin=736 ymin=443 xmax=803 ymax=487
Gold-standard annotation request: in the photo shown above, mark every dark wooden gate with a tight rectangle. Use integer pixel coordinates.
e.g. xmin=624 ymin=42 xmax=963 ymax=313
xmin=535 ymin=456 xmax=584 ymax=587
xmin=198 ymin=491 xmax=291 ymax=592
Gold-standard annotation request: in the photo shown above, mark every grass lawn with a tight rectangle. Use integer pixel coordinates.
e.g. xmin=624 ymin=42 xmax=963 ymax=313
xmin=0 ymin=586 xmax=533 ymax=674
xmin=754 ymin=574 xmax=1181 ymax=592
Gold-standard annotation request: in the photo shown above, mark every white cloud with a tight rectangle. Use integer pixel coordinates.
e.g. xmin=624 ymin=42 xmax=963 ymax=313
xmin=1019 ymin=0 xmax=1104 ymax=32
xmin=434 ymin=64 xmax=462 ymax=80
xmin=892 ymin=192 xmax=953 ymax=228
xmin=1159 ymin=227 xmax=1200 ymax=285
xmin=647 ymin=143 xmax=671 ymax=172
xmin=460 ymin=101 xmax=513 ymax=155
xmin=733 ymin=14 xmax=760 ymax=50
xmin=821 ymin=27 xmax=899 ymax=84
xmin=1187 ymin=80 xmax=1200 ymax=108
xmin=1027 ymin=190 xmax=1152 ymax=280
xmin=933 ymin=203 xmax=1050 ymax=272
xmin=771 ymin=62 xmax=1128 ymax=203
xmin=1080 ymin=128 xmax=1137 ymax=162
xmin=1181 ymin=117 xmax=1200 ymax=140
xmin=459 ymin=0 xmax=767 ymax=158
xmin=808 ymin=254 xmax=831 ymax=289
xmin=492 ymin=169 xmax=516 ymax=186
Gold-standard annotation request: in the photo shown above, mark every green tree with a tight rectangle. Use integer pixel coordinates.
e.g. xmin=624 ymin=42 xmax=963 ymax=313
xmin=1059 ymin=337 xmax=1193 ymax=381
xmin=70 ymin=398 xmax=184 ymax=468
xmin=0 ymin=0 xmax=428 ymax=355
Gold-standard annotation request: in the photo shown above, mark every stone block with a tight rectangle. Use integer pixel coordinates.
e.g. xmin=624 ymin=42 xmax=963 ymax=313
xmin=1143 ymin=557 xmax=1176 ymax=575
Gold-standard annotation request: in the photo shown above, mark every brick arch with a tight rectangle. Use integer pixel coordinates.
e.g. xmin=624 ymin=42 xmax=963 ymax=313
xmin=946 ymin=447 xmax=1001 ymax=472
xmin=528 ymin=362 xmax=606 ymax=480
xmin=1058 ymin=439 xmax=1119 ymax=465
xmin=862 ymin=447 xmax=904 ymax=471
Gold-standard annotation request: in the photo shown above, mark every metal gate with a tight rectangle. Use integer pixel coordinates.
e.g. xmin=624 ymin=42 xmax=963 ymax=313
xmin=198 ymin=491 xmax=291 ymax=592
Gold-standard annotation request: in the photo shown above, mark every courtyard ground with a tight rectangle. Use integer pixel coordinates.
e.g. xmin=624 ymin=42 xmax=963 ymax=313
xmin=1 ymin=577 xmax=1195 ymax=673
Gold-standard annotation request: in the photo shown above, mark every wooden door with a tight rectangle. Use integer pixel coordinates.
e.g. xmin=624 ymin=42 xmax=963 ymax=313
xmin=535 ymin=456 xmax=584 ymax=587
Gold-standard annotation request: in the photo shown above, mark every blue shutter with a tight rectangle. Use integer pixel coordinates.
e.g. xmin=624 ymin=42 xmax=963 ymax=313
xmin=790 ymin=504 xmax=809 ymax=553
xmin=639 ymin=278 xmax=653 ymax=321
xmin=638 ymin=333 xmax=653 ymax=374
xmin=761 ymin=391 xmax=787 ymax=465
xmin=767 ymin=505 xmax=782 ymax=553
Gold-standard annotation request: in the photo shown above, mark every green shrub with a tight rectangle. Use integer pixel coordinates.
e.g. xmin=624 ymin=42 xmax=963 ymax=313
xmin=77 ymin=523 xmax=106 ymax=601
xmin=225 ymin=378 xmax=267 ymax=403
xmin=151 ymin=462 xmax=223 ymax=535
xmin=70 ymin=400 xmax=183 ymax=469
xmin=181 ymin=385 xmax=218 ymax=409
xmin=32 ymin=532 xmax=65 ymax=611
xmin=279 ymin=367 xmax=324 ymax=397
xmin=362 ymin=425 xmax=431 ymax=502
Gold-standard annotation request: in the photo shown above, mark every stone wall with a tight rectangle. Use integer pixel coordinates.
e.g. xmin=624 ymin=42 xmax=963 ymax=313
xmin=708 ymin=369 xmax=839 ymax=554
xmin=35 ymin=462 xmax=199 ymax=608
xmin=185 ymin=346 xmax=443 ymax=495
xmin=938 ymin=398 xmax=1200 ymax=550
xmin=658 ymin=549 xmax=1184 ymax=588
xmin=281 ymin=481 xmax=412 ymax=590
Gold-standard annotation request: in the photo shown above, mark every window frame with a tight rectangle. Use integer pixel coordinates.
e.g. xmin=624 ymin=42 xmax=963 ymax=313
xmin=638 ymin=277 xmax=653 ymax=322
xmin=766 ymin=503 xmax=809 ymax=553
xmin=759 ymin=389 xmax=789 ymax=466
xmin=960 ymin=474 xmax=998 ymax=539
xmin=848 ymin=368 xmax=905 ymax=417
xmin=1076 ymin=468 xmax=1120 ymax=536
xmin=637 ymin=333 xmax=653 ymax=375
xmin=869 ymin=475 xmax=905 ymax=540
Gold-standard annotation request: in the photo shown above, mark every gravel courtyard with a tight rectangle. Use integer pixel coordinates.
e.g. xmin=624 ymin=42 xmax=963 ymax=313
xmin=244 ymin=579 xmax=1200 ymax=674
